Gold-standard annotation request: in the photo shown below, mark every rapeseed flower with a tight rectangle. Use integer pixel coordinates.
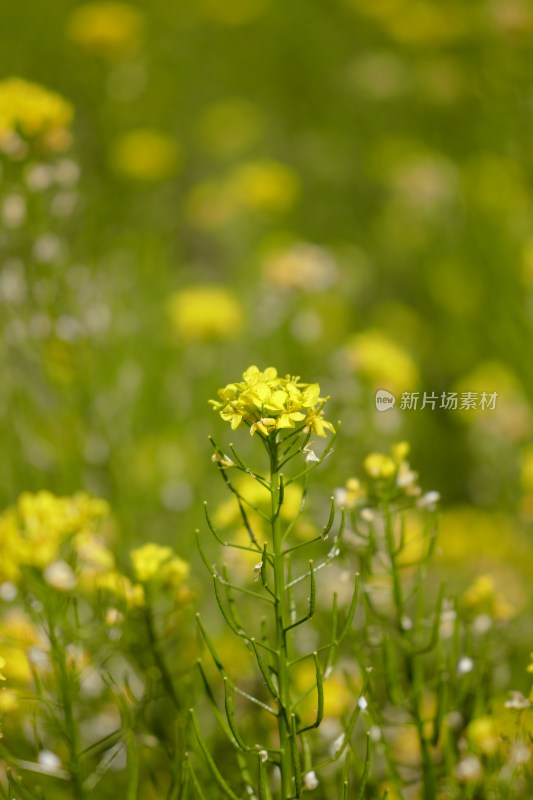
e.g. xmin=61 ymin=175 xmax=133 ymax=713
xmin=344 ymin=329 xmax=419 ymax=392
xmin=131 ymin=543 xmax=173 ymax=582
xmin=227 ymin=159 xmax=299 ymax=213
xmin=131 ymin=543 xmax=190 ymax=588
xmin=111 ymin=128 xmax=180 ymax=181
xmin=210 ymin=365 xmax=335 ymax=437
xmin=0 ymin=78 xmax=73 ymax=154
xmin=187 ymin=160 xmax=299 ymax=229
xmin=0 ymin=491 xmax=109 ymax=582
xmin=66 ymin=2 xmax=144 ymax=59
xmin=168 ymin=285 xmax=243 ymax=340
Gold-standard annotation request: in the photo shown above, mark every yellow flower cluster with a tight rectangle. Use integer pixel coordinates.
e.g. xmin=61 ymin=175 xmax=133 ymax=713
xmin=111 ymin=128 xmax=180 ymax=182
xmin=66 ymin=2 xmax=144 ymax=59
xmin=210 ymin=365 xmax=335 ymax=437
xmin=131 ymin=542 xmax=190 ymax=586
xmin=0 ymin=492 xmax=109 ymax=582
xmin=187 ymin=159 xmax=299 ymax=230
xmin=0 ymin=77 xmax=73 ymax=153
xmin=168 ymin=285 xmax=244 ymax=341
xmin=461 ymin=575 xmax=515 ymax=621
xmin=363 ymin=441 xmax=419 ymax=490
xmin=344 ymin=330 xmax=419 ymax=393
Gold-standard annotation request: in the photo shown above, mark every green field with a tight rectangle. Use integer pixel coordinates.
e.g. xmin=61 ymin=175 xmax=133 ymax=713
xmin=1 ymin=2 xmax=533 ymax=797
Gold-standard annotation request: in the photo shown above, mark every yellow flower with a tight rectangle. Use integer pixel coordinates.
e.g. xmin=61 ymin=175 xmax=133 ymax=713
xmin=111 ymin=128 xmax=180 ymax=181
xmin=468 ymin=716 xmax=499 ymax=756
xmin=227 ymin=160 xmax=299 ymax=213
xmin=131 ymin=543 xmax=173 ymax=582
xmin=344 ymin=330 xmax=419 ymax=392
xmin=66 ymin=3 xmax=144 ymax=59
xmin=392 ymin=441 xmax=410 ymax=463
xmin=168 ymin=285 xmax=244 ymax=341
xmin=364 ymin=453 xmax=396 ymax=479
xmin=0 ymin=689 xmax=18 ymax=712
xmin=0 ymin=658 xmax=6 ymax=681
xmin=210 ymin=366 xmax=335 ymax=438
xmin=0 ymin=492 xmax=110 ymax=581
xmin=0 ymin=77 xmax=73 ymax=153
xmin=0 ymin=612 xmax=45 ymax=685
xmin=96 ymin=571 xmax=145 ymax=607
xmin=160 ymin=556 xmax=190 ymax=588
xmin=461 ymin=575 xmax=515 ymax=621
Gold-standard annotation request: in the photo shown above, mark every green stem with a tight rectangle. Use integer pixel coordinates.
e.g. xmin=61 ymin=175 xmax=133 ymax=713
xmin=47 ymin=615 xmax=86 ymax=800
xmin=145 ymin=602 xmax=182 ymax=713
xmin=270 ymin=438 xmax=294 ymax=799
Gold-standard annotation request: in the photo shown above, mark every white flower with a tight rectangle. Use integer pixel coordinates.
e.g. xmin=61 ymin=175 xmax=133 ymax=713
xmin=334 ymin=488 xmax=347 ymax=505
xmin=253 ymin=562 xmax=263 ymax=582
xmin=0 ymin=582 xmax=17 ymax=601
xmin=331 ymin=733 xmax=345 ymax=755
xmin=358 ymin=695 xmax=368 ymax=712
xmin=505 ymin=691 xmax=531 ymax=711
xmin=303 ymin=446 xmax=320 ymax=463
xmin=303 ymin=770 xmax=319 ymax=790
xmin=44 ymin=560 xmax=77 ymax=591
xmin=510 ymin=741 xmax=530 ymax=765
xmin=473 ymin=614 xmax=492 ymax=634
xmin=369 ymin=725 xmax=382 ymax=742
xmin=257 ymin=749 xmax=268 ymax=763
xmin=457 ymin=656 xmax=474 ymax=675
xmin=360 ymin=508 xmax=375 ymax=523
xmin=417 ymin=491 xmax=440 ymax=510
xmin=455 ymin=755 xmax=482 ymax=782
xmin=38 ymin=750 xmax=62 ymax=773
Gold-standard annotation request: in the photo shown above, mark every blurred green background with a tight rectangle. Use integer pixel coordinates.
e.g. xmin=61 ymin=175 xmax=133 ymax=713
xmin=1 ymin=0 xmax=533 ymax=613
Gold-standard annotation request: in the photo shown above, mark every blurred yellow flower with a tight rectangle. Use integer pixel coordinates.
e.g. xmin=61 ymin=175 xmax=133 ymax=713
xmin=0 ymin=612 xmax=44 ymax=685
xmin=294 ymin=660 xmax=353 ymax=721
xmin=351 ymin=0 xmax=466 ymax=45
xmin=454 ymin=361 xmax=530 ymax=440
xmin=197 ymin=0 xmax=269 ymax=26
xmin=0 ymin=77 xmax=73 ymax=154
xmin=160 ymin=556 xmax=190 ymax=588
xmin=168 ymin=285 xmax=244 ymax=341
xmin=0 ymin=689 xmax=19 ymax=713
xmin=468 ymin=716 xmax=499 ymax=756
xmin=227 ymin=159 xmax=299 ymax=212
xmin=364 ymin=453 xmax=396 ymax=479
xmin=111 ymin=128 xmax=180 ymax=181
xmin=187 ymin=160 xmax=298 ymax=229
xmin=344 ymin=330 xmax=419 ymax=392
xmin=131 ymin=543 xmax=173 ymax=582
xmin=0 ymin=658 xmax=6 ymax=681
xmin=96 ymin=571 xmax=145 ymax=607
xmin=66 ymin=2 xmax=144 ymax=59
xmin=0 ymin=492 xmax=109 ymax=581
xmin=461 ymin=575 xmax=515 ymax=621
